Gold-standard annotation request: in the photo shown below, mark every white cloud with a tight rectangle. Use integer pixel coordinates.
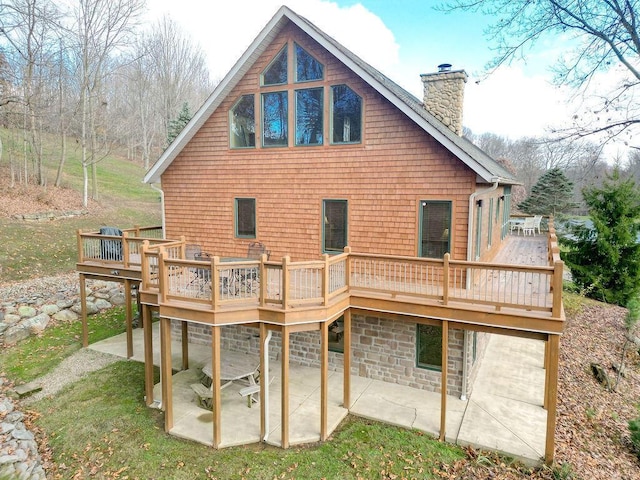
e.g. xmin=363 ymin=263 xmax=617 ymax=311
xmin=145 ymin=0 xmax=400 ymax=82
xmin=463 ymin=67 xmax=571 ymax=139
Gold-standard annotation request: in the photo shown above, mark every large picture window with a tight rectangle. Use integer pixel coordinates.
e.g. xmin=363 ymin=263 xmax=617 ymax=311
xmin=323 ymin=199 xmax=347 ymax=253
xmin=331 ymin=85 xmax=362 ymax=144
xmin=261 ymin=47 xmax=287 ymax=86
xmin=230 ymin=95 xmax=255 ymax=148
xmin=262 ymin=91 xmax=288 ymax=147
xmin=235 ymin=198 xmax=256 ymax=238
xmin=295 ymin=43 xmax=323 ymax=82
xmin=417 ymin=324 xmax=442 ymax=371
xmin=295 ymin=88 xmax=323 ymax=146
xmin=419 ymin=201 xmax=451 ymax=258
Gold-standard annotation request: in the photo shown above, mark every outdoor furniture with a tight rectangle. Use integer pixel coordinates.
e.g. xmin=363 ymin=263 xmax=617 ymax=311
xmin=519 ymin=217 xmax=536 ymax=236
xmin=99 ymin=226 xmax=123 ymax=261
xmin=509 ymin=218 xmax=524 ymax=234
xmin=193 ymin=353 xmax=261 ymax=408
xmin=247 ymin=241 xmax=270 ymax=260
xmin=533 ymin=215 xmax=543 ymax=235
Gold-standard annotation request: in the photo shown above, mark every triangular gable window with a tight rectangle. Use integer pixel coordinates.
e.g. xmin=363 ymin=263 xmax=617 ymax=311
xmin=262 ymin=46 xmax=288 ymax=86
xmin=295 ymin=43 xmax=323 ymax=82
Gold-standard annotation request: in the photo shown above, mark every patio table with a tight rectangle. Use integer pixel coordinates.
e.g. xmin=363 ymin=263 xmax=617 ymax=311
xmin=201 ymin=352 xmax=259 ymax=389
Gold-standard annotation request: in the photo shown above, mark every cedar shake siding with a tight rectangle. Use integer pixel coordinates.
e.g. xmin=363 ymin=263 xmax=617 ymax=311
xmin=161 ymin=23 xmax=477 ymax=262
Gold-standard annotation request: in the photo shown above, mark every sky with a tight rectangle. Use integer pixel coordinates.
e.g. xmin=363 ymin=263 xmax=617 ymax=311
xmin=145 ymin=0 xmax=577 ymax=141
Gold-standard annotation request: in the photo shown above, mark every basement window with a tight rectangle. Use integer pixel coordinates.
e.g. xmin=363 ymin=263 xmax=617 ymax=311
xmin=416 ymin=324 xmax=442 ymax=371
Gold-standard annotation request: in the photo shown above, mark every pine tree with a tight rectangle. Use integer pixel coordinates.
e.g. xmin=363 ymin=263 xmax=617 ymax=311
xmin=167 ymin=102 xmax=192 ymax=145
xmin=518 ymin=167 xmax=578 ymax=215
xmin=560 ymin=169 xmax=640 ymax=306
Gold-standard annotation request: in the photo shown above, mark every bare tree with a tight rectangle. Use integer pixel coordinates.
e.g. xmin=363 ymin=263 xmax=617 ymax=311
xmin=69 ymin=0 xmax=144 ymax=206
xmin=443 ymin=0 xmax=640 ymax=148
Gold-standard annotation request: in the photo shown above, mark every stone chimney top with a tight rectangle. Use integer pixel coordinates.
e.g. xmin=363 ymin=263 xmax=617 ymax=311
xmin=420 ymin=65 xmax=468 ymax=136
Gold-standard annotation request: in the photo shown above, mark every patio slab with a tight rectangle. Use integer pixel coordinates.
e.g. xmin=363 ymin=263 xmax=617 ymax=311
xmin=89 ymin=322 xmax=548 ymax=464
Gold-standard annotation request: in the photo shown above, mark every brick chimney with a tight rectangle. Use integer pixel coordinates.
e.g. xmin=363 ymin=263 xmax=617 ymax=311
xmin=420 ymin=64 xmax=468 ymax=136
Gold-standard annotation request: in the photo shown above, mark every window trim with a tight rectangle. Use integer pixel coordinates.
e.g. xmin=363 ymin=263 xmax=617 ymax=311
xmin=322 ymin=199 xmax=348 ymax=254
xmin=416 ymin=323 xmax=442 ymax=371
xmin=235 ymin=198 xmax=256 ymax=239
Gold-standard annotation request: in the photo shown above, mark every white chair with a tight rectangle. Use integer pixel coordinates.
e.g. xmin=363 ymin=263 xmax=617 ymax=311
xmin=533 ymin=215 xmax=543 ymax=235
xmin=519 ymin=217 xmax=536 ymax=236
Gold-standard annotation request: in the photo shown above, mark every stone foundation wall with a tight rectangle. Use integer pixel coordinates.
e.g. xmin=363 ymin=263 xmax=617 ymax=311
xmin=174 ymin=312 xmax=469 ymax=397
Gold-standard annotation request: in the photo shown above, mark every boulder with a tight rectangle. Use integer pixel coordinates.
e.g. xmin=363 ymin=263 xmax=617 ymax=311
xmin=71 ymin=302 xmax=98 ymax=315
xmin=3 ymin=314 xmax=20 ymax=325
xmin=110 ymin=293 xmax=125 ymax=305
xmin=23 ymin=313 xmax=50 ymax=334
xmin=52 ymin=309 xmax=78 ymax=322
xmin=39 ymin=304 xmax=60 ymax=316
xmin=94 ymin=299 xmax=112 ymax=310
xmin=17 ymin=306 xmax=37 ymax=318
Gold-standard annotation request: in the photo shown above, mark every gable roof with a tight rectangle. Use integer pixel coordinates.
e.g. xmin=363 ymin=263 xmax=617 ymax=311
xmin=144 ymin=5 xmax=517 ymax=185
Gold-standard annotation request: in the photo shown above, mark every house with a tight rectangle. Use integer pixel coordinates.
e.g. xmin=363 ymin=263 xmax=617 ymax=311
xmin=77 ymin=5 xmax=564 ymax=464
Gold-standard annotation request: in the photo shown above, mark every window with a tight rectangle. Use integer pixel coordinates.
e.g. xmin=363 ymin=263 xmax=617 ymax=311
xmin=323 ymin=199 xmax=347 ymax=253
xmin=329 ymin=315 xmax=344 ymax=353
xmin=235 ymin=198 xmax=256 ymax=238
xmin=261 ymin=47 xmax=287 ymax=86
xmin=295 ymin=88 xmax=323 ymax=146
xmin=229 ymin=95 xmax=255 ymax=148
xmin=262 ymin=92 xmax=288 ymax=147
xmin=488 ymin=198 xmax=494 ymax=247
xmin=295 ymin=43 xmax=323 ymax=82
xmin=419 ymin=201 xmax=451 ymax=258
xmin=331 ymin=85 xmax=362 ymax=144
xmin=417 ymin=324 xmax=442 ymax=371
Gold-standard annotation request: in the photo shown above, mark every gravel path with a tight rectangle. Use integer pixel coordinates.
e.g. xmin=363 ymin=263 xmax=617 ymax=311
xmin=22 ymin=349 xmax=121 ymax=405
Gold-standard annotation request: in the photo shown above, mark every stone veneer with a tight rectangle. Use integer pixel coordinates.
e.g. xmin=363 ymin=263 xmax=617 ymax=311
xmin=173 ymin=313 xmax=492 ymax=398
xmin=420 ymin=68 xmax=468 ymax=136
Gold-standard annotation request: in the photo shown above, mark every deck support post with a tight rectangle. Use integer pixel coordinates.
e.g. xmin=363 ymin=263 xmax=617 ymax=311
xmin=160 ymin=316 xmax=173 ymax=430
xmin=181 ymin=321 xmax=189 ymax=371
xmin=343 ymin=309 xmax=351 ymax=409
xmin=281 ymin=326 xmax=290 ymax=448
xmin=543 ymin=338 xmax=550 ymax=409
xmin=545 ymin=334 xmax=560 ymax=464
xmin=320 ymin=320 xmax=329 ymax=441
xmin=124 ymin=278 xmax=133 ymax=358
xmin=440 ymin=320 xmax=449 ymax=441
xmin=211 ymin=325 xmax=222 ymax=448
xmin=143 ymin=304 xmax=154 ymax=407
xmin=259 ymin=323 xmax=267 ymax=440
xmin=80 ymin=273 xmax=88 ymax=348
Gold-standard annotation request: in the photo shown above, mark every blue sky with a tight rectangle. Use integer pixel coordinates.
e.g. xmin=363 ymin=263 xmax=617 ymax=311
xmin=147 ymin=0 xmax=574 ymax=140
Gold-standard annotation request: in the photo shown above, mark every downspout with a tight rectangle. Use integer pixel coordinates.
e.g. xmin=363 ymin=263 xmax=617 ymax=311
xmin=150 ymin=183 xmax=166 ymax=237
xmin=461 ymin=178 xmax=499 ymax=400
xmin=262 ymin=330 xmax=273 ymax=442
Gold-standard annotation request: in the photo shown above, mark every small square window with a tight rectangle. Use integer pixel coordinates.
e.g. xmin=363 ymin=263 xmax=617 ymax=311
xmin=235 ymin=198 xmax=256 ymax=238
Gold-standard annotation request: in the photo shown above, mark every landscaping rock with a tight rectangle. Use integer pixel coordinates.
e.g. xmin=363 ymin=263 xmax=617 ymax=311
xmin=17 ymin=306 xmax=37 ymax=318
xmin=3 ymin=313 xmax=20 ymax=325
xmin=94 ymin=298 xmax=112 ymax=310
xmin=39 ymin=304 xmax=60 ymax=316
xmin=52 ymin=309 xmax=77 ymax=322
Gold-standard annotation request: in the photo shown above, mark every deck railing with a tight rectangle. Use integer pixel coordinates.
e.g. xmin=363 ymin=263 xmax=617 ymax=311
xmin=146 ymin=244 xmax=563 ymax=319
xmin=77 ymin=226 xmax=167 ymax=268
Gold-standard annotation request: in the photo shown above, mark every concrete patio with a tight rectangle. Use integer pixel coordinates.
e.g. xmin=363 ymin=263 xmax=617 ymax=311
xmin=89 ymin=321 xmax=548 ymax=465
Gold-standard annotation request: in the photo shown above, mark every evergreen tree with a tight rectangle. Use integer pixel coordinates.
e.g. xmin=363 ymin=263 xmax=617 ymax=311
xmin=560 ymin=169 xmax=640 ymax=306
xmin=167 ymin=102 xmax=192 ymax=145
xmin=518 ymin=167 xmax=578 ymax=215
